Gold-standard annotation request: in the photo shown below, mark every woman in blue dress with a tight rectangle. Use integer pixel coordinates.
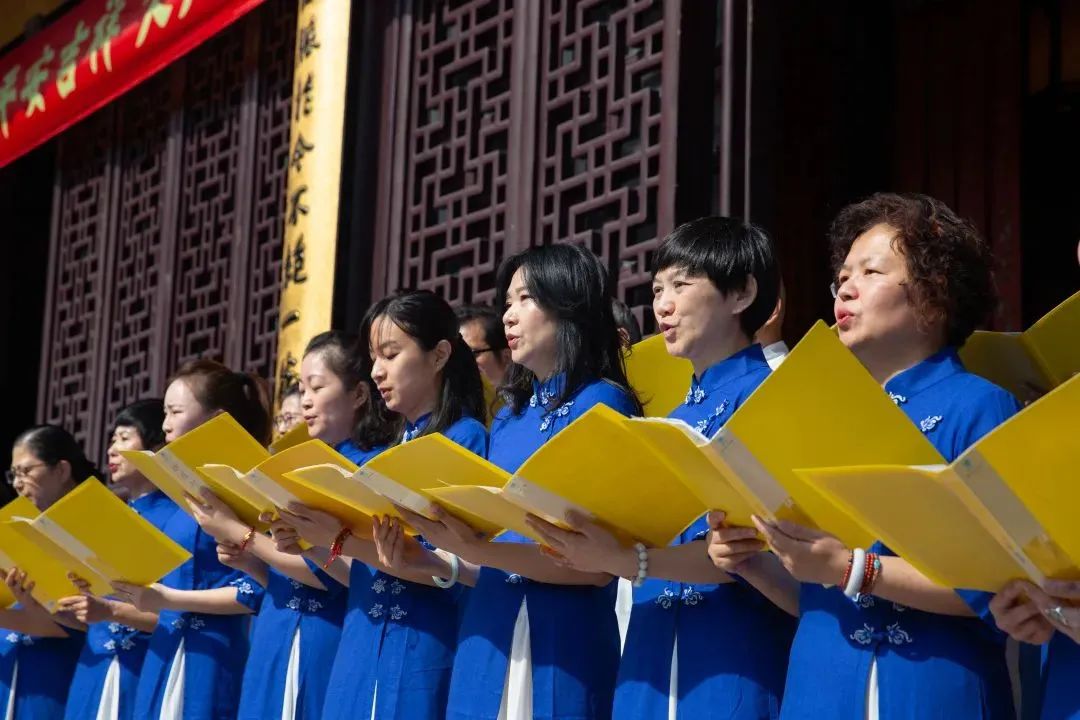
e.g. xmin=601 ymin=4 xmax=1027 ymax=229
xmin=380 ymin=244 xmax=643 ymax=720
xmin=178 ymin=330 xmax=395 ymax=720
xmin=59 ymin=400 xmax=180 ymax=720
xmin=707 ymin=193 xmax=1022 ymax=720
xmin=527 ymin=218 xmax=798 ymax=720
xmin=269 ymin=290 xmax=488 ymax=720
xmin=0 ymin=425 xmax=96 ymax=719
xmin=111 ymin=360 xmax=273 ymax=720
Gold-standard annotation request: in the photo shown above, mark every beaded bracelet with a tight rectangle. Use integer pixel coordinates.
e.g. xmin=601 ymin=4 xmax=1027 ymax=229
xmin=858 ymin=553 xmax=882 ymax=599
xmin=323 ymin=527 xmax=352 ymax=570
xmin=840 ymin=550 xmax=855 ymax=589
xmin=238 ymin=526 xmax=257 ymax=553
xmin=631 ymin=543 xmax=648 ymax=587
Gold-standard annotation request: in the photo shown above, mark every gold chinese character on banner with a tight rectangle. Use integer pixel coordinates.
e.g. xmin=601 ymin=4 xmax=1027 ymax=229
xmin=137 ymin=0 xmax=193 ymax=48
xmin=56 ymin=22 xmax=89 ymax=99
xmin=90 ymin=0 xmax=125 ymax=74
xmin=0 ymin=66 xmax=19 ymax=138
xmin=20 ymin=46 xmax=54 ymax=118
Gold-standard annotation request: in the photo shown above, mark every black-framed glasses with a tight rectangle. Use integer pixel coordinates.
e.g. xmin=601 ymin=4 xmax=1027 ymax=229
xmin=470 ymin=347 xmax=495 ymax=357
xmin=5 ymin=463 xmax=46 ymax=485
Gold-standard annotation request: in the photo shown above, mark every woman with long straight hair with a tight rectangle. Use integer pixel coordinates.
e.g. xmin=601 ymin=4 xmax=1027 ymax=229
xmin=377 ymin=244 xmax=643 ymax=720
xmin=174 ymin=332 xmax=395 ymax=720
xmin=270 ymin=290 xmax=488 ymax=720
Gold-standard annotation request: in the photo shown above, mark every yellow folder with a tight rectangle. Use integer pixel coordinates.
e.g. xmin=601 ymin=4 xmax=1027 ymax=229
xmin=0 ymin=496 xmax=39 ymax=608
xmin=624 ymin=333 xmax=694 ymax=417
xmin=270 ymin=422 xmax=311 ymax=454
xmin=633 ymin=322 xmax=944 ymax=549
xmin=0 ymin=479 xmax=190 ymax=611
xmin=500 ymin=404 xmax=706 ymax=547
xmin=121 ymin=413 xmax=270 ymax=512
xmin=791 ymin=373 xmax=1080 ymax=591
xmin=199 ymin=439 xmax=364 ymax=538
xmin=960 ymin=290 xmax=1080 ymax=402
xmin=281 ymin=464 xmax=391 ymax=535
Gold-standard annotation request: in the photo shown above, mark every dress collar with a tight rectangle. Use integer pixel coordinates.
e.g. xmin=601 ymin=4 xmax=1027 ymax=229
xmin=685 ymin=344 xmax=768 ymax=405
xmin=883 ymin=347 xmax=964 ymax=405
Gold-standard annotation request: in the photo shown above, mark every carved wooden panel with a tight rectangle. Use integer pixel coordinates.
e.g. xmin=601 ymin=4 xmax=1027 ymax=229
xmin=534 ymin=0 xmax=668 ymax=331
xmin=169 ymin=23 xmax=249 ymax=370
xmin=395 ymin=0 xmax=518 ymax=304
xmin=40 ymin=109 xmax=114 ymax=452
xmin=381 ymin=0 xmax=689 ymax=333
xmin=101 ymin=72 xmax=174 ymax=436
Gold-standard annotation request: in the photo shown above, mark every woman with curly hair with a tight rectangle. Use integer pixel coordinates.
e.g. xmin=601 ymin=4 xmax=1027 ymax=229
xmin=707 ymin=193 xmax=1021 ymax=720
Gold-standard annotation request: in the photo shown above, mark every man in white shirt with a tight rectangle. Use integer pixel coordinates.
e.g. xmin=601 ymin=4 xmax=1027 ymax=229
xmin=755 ymin=280 xmax=788 ymax=369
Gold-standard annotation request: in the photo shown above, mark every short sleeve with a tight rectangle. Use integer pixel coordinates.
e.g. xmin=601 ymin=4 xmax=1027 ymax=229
xmin=574 ymin=381 xmax=639 ymax=419
xmin=444 ymin=417 xmax=489 ymax=457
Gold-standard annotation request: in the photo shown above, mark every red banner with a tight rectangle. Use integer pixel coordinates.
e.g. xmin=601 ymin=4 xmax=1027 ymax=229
xmin=0 ymin=0 xmax=268 ymax=168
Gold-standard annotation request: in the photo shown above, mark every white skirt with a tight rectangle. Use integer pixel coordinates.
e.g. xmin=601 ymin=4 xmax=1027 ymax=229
xmin=160 ymin=638 xmax=186 ymax=720
xmin=5 ymin=661 xmax=16 ymax=720
xmin=667 ymin=637 xmax=678 ymax=720
xmin=95 ymin=655 xmax=122 ymax=720
xmin=865 ymin=657 xmax=879 ymax=720
xmin=497 ymin=598 xmax=533 ymax=720
xmin=615 ymin=578 xmax=633 ymax=653
xmin=281 ymin=629 xmax=301 ymax=720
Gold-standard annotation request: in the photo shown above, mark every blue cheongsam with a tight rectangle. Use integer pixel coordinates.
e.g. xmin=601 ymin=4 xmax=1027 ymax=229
xmin=1041 ymin=631 xmax=1080 ymax=719
xmin=322 ymin=414 xmax=488 ymax=720
xmin=615 ymin=345 xmax=796 ymax=720
xmin=64 ymin=490 xmax=176 ymax=720
xmin=780 ymin=348 xmax=1021 ymax=720
xmin=131 ymin=499 xmax=252 ymax=719
xmin=447 ymin=376 xmax=639 ymax=720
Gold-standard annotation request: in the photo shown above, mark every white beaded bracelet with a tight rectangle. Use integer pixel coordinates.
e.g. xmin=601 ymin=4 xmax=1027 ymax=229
xmin=632 ymin=542 xmax=648 ymax=588
xmin=433 ymin=553 xmax=460 ymax=589
xmin=843 ymin=548 xmax=867 ymax=599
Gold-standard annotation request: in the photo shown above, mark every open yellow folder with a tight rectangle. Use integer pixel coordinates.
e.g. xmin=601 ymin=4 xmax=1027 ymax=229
xmin=793 ymin=373 xmax=1080 ymax=591
xmin=200 ymin=440 xmax=362 ymax=532
xmin=370 ymin=412 xmax=704 ymax=548
xmin=121 ymin=414 xmax=270 ymax=513
xmin=0 ymin=479 xmax=190 ymax=611
xmin=623 ymin=322 xmax=943 ymax=550
xmin=960 ymin=290 xmax=1080 ymax=402
xmin=625 ymin=333 xmax=693 ymax=417
xmin=0 ymin=496 xmax=39 ymax=608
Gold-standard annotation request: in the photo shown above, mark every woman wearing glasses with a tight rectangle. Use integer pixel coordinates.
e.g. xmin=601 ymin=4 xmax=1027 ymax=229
xmin=1 ymin=425 xmax=100 ymax=719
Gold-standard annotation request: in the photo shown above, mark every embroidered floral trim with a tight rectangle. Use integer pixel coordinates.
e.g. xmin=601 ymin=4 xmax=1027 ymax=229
xmin=655 ymin=587 xmax=677 ymax=610
xmin=289 ymin=579 xmax=302 ymax=590
xmin=286 ymin=597 xmax=301 ymax=611
xmin=505 ymin=573 xmax=524 ymax=584
xmin=693 ymin=400 xmax=729 ymax=434
xmin=230 ymin=580 xmax=255 ymax=595
xmin=372 ymin=578 xmax=387 ymax=594
xmin=888 ymin=392 xmax=907 ymax=405
xmin=848 ymin=622 xmax=914 ymax=646
xmin=189 ymin=617 xmax=206 ymax=631
xmin=390 ymin=580 xmax=405 ymax=596
xmin=855 ymin=595 xmax=876 ymax=609
xmin=681 ymin=586 xmax=704 ymax=606
xmin=539 ymin=401 xmax=574 ymax=432
xmin=389 ymin=605 xmax=407 ymax=621
xmin=685 ymin=385 xmax=707 ymax=405
xmin=5 ymin=632 xmax=31 ymax=646
xmin=919 ymin=415 xmax=943 ymax=432
xmin=307 ymin=599 xmax=323 ymax=613
xmin=369 ymin=603 xmax=384 ymax=618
